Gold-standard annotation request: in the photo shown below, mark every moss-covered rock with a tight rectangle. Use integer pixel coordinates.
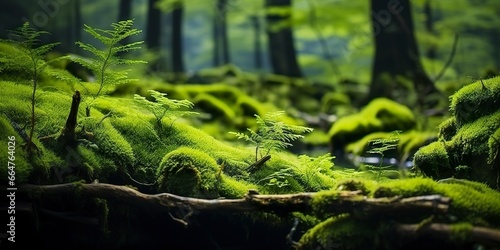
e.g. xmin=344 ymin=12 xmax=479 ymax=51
xmin=156 ymin=147 xmax=220 ymax=197
xmin=414 ymin=77 xmax=500 ymax=189
xmin=328 ymin=98 xmax=416 ymax=156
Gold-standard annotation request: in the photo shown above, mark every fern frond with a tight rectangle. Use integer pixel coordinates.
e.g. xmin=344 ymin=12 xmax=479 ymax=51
xmin=75 ymin=19 xmax=146 ymax=112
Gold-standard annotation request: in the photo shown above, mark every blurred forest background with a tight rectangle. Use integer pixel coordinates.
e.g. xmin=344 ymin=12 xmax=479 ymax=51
xmin=1 ymin=0 xmax=498 ymax=86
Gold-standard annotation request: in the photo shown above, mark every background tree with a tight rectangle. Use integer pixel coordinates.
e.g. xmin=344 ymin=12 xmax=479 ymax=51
xmin=213 ymin=0 xmax=231 ymax=67
xmin=170 ymin=0 xmax=185 ymax=81
xmin=265 ymin=0 xmax=302 ymax=78
xmin=118 ymin=0 xmax=133 ymax=44
xmin=367 ymin=0 xmax=440 ymax=107
xmin=146 ymin=0 xmax=162 ymax=51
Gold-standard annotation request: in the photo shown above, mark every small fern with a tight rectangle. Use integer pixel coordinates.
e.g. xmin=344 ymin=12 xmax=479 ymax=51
xmin=72 ymin=19 xmax=146 ymax=116
xmin=366 ymin=130 xmax=401 ymax=181
xmin=134 ymin=90 xmax=198 ymax=129
xmin=230 ymin=111 xmax=313 ymax=162
xmin=0 ymin=22 xmax=66 ymax=152
xmin=298 ymin=153 xmax=335 ymax=190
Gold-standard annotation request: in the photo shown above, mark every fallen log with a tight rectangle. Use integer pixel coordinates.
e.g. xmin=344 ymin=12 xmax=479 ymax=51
xmin=18 ymin=182 xmax=449 ymax=216
xmin=395 ymin=223 xmax=500 ymax=248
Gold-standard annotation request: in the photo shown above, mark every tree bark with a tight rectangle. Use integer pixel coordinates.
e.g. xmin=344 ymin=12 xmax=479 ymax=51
xmin=213 ymin=0 xmax=231 ymax=67
xmin=18 ymin=183 xmax=450 ymax=216
xmin=251 ymin=15 xmax=263 ymax=73
xmin=116 ymin=0 xmax=133 ymax=55
xmin=368 ymin=0 xmax=439 ymax=106
xmin=171 ymin=1 xmax=185 ymax=79
xmin=146 ymin=0 xmax=162 ymax=50
xmin=265 ymin=0 xmax=302 ymax=78
xmin=423 ymin=0 xmax=436 ymax=59
xmin=395 ymin=223 xmax=500 ymax=248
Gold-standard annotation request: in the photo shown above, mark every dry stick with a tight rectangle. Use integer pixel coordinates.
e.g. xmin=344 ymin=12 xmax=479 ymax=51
xmin=395 ymin=223 xmax=500 ymax=247
xmin=433 ymin=34 xmax=459 ymax=83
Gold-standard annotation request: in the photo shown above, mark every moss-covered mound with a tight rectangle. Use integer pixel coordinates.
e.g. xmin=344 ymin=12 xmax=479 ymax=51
xmin=414 ymin=77 xmax=500 ymax=189
xmin=298 ymin=177 xmax=500 ymax=249
xmin=328 ymin=98 xmax=416 ymax=156
xmin=0 ymin=80 xmax=336 ymax=197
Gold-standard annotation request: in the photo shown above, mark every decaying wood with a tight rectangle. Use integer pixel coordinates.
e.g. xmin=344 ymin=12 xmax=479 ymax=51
xmin=247 ymin=155 xmax=271 ymax=171
xmin=396 ymin=223 xmax=500 ymax=247
xmin=19 ymin=182 xmax=449 ymax=216
xmin=59 ymin=90 xmax=81 ymax=148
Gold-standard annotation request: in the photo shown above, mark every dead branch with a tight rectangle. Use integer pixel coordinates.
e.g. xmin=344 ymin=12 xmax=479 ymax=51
xmin=433 ymin=34 xmax=459 ymax=83
xmin=395 ymin=223 xmax=500 ymax=248
xmin=18 ymin=183 xmax=449 ymax=217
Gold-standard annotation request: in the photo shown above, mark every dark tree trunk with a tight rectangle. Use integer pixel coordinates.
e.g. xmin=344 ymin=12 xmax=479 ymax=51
xmin=265 ymin=0 xmax=302 ymax=78
xmin=118 ymin=0 xmax=132 ymax=45
xmin=251 ymin=15 xmax=263 ymax=72
xmin=368 ymin=0 xmax=439 ymax=107
xmin=424 ymin=0 xmax=436 ymax=59
xmin=146 ymin=0 xmax=162 ymax=50
xmin=171 ymin=1 xmax=185 ymax=76
xmin=213 ymin=0 xmax=231 ymax=66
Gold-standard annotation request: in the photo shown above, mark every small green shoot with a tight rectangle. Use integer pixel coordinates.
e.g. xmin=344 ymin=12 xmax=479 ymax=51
xmin=0 ymin=22 xmax=66 ymax=152
xmin=229 ymin=111 xmax=313 ymax=162
xmin=366 ymin=130 xmax=401 ymax=181
xmin=134 ymin=90 xmax=198 ymax=129
xmin=257 ymin=167 xmax=293 ymax=188
xmin=298 ymin=153 xmax=335 ymax=190
xmin=72 ymin=19 xmax=146 ymax=116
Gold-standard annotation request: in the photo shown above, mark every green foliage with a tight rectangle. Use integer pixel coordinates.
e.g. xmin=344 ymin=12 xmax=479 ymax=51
xmin=230 ymin=111 xmax=313 ymax=162
xmin=73 ymin=19 xmax=146 ymax=115
xmin=297 ymin=153 xmax=335 ymax=191
xmin=134 ymin=90 xmax=198 ymax=129
xmin=364 ymin=130 xmax=401 ymax=181
xmin=257 ymin=167 xmax=294 ymax=189
xmin=0 ymin=22 xmax=66 ymax=151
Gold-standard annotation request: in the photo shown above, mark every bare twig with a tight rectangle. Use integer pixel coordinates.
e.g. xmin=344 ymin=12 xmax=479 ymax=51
xmin=433 ymin=34 xmax=459 ymax=83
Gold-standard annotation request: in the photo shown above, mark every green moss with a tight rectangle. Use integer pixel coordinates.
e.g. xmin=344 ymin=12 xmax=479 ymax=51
xmin=438 ymin=117 xmax=457 ymax=141
xmin=217 ymin=175 xmax=257 ymax=198
xmin=298 ymin=214 xmax=377 ymax=250
xmin=321 ymin=92 xmax=350 ymax=113
xmin=450 ymin=222 xmax=473 ymax=245
xmin=414 ymin=78 xmax=500 ymax=188
xmin=328 ymin=98 xmax=416 ymax=152
xmin=373 ymin=178 xmax=500 ymax=227
xmin=413 ymin=141 xmax=452 ymax=179
xmin=193 ymin=93 xmax=236 ymax=122
xmin=450 ymin=76 xmax=500 ymax=126
xmin=488 ymin=127 xmax=500 ymax=164
xmin=156 ymin=147 xmax=220 ymax=197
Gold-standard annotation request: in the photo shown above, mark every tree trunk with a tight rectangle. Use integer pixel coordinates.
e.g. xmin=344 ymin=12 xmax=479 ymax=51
xmin=213 ymin=0 xmax=231 ymax=66
xmin=368 ymin=0 xmax=439 ymax=107
xmin=251 ymin=15 xmax=263 ymax=72
xmin=118 ymin=0 xmax=133 ymax=42
xmin=146 ymin=0 xmax=162 ymax=51
xmin=423 ymin=0 xmax=436 ymax=59
xmin=265 ymin=0 xmax=302 ymax=78
xmin=171 ymin=1 xmax=185 ymax=79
